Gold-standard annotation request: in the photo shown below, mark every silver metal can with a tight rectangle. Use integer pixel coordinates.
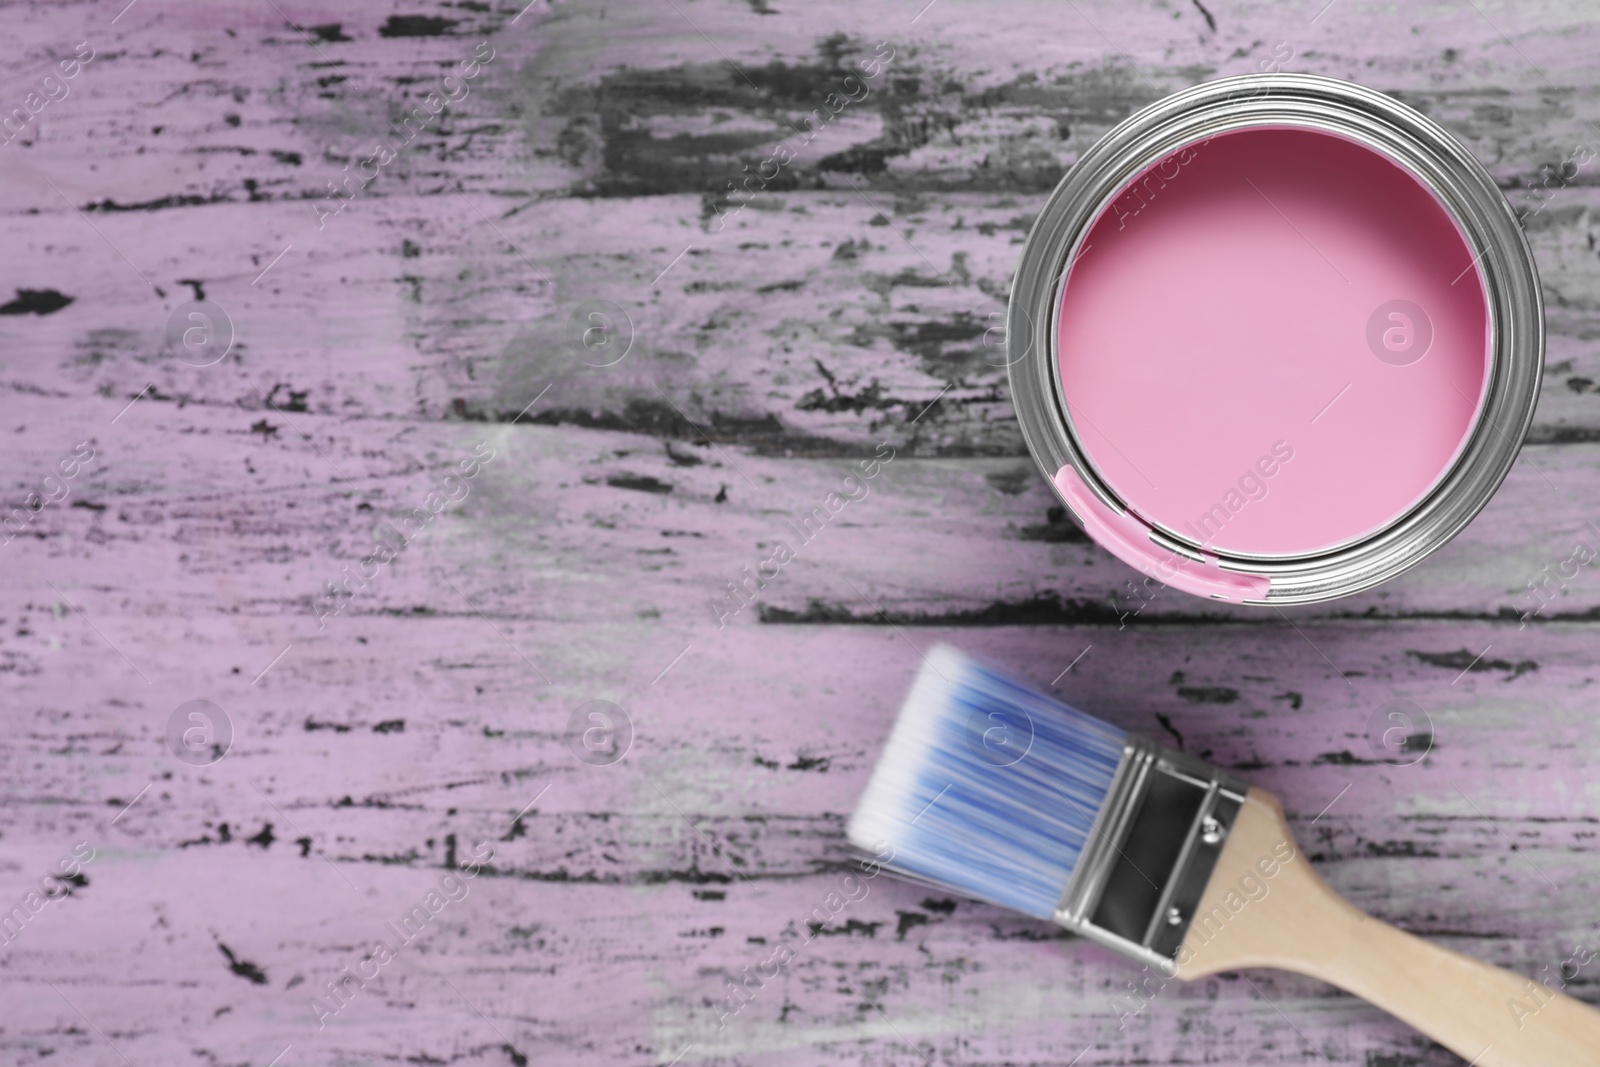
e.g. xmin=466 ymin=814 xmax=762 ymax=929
xmin=1007 ymin=73 xmax=1542 ymax=604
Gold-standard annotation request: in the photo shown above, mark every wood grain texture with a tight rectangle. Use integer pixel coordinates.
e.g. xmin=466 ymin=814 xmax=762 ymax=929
xmin=1178 ymin=790 xmax=1600 ymax=1066
xmin=2 ymin=1 xmax=1599 ymax=1065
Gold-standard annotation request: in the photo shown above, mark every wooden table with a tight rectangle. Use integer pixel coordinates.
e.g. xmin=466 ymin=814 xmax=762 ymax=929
xmin=2 ymin=1 xmax=1597 ymax=1063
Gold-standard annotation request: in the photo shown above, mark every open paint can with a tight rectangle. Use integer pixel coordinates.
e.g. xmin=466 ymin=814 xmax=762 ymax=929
xmin=1008 ymin=74 xmax=1542 ymax=604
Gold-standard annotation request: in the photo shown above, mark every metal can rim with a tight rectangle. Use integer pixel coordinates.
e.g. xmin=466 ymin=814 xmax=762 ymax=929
xmin=1006 ymin=73 xmax=1543 ymax=605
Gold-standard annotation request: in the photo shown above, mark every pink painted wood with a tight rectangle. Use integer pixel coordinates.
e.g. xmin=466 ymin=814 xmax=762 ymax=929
xmin=2 ymin=1 xmax=1598 ymax=1064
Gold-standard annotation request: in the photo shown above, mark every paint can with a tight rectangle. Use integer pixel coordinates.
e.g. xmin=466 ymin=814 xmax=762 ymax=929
xmin=1007 ymin=73 xmax=1542 ymax=604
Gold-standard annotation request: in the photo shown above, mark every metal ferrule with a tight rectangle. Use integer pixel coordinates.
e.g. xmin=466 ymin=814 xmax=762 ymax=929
xmin=1054 ymin=736 xmax=1247 ymax=975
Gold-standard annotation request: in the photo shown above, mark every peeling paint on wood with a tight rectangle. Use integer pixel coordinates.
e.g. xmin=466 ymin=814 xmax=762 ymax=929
xmin=3 ymin=1 xmax=1600 ymax=1065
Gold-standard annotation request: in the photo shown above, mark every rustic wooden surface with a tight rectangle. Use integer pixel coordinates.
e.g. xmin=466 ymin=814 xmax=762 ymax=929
xmin=3 ymin=0 xmax=1600 ymax=1064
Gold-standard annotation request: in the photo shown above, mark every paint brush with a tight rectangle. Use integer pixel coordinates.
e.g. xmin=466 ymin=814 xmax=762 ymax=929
xmin=847 ymin=645 xmax=1600 ymax=1065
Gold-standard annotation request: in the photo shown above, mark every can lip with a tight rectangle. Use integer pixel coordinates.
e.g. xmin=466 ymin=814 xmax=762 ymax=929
xmin=1007 ymin=73 xmax=1544 ymax=605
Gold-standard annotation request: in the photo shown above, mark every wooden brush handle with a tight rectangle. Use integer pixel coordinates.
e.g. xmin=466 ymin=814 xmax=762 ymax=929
xmin=1175 ymin=789 xmax=1600 ymax=1066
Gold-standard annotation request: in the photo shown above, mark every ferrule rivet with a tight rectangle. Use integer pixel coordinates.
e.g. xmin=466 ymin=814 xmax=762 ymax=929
xmin=1166 ymin=906 xmax=1183 ymax=927
xmin=1201 ymin=816 xmax=1224 ymax=845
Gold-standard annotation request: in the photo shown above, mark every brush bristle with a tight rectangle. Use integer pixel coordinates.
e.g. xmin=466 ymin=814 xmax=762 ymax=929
xmin=847 ymin=645 xmax=1128 ymax=920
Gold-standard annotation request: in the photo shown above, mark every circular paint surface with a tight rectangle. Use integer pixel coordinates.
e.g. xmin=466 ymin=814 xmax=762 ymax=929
xmin=1056 ymin=127 xmax=1490 ymax=557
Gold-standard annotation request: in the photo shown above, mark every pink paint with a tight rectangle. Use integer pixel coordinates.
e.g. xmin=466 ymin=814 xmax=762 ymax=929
xmin=1053 ymin=467 xmax=1270 ymax=601
xmin=1057 ymin=127 xmax=1489 ymax=557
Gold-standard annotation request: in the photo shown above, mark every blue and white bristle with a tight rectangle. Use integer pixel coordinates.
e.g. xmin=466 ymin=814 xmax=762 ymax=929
xmin=846 ymin=645 xmax=1129 ymax=920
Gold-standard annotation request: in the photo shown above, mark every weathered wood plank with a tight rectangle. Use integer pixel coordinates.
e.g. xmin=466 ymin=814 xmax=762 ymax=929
xmin=7 ymin=387 xmax=1600 ymax=628
xmin=4 ymin=622 xmax=1599 ymax=1066
xmin=6 ymin=1 xmax=1600 ymax=455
